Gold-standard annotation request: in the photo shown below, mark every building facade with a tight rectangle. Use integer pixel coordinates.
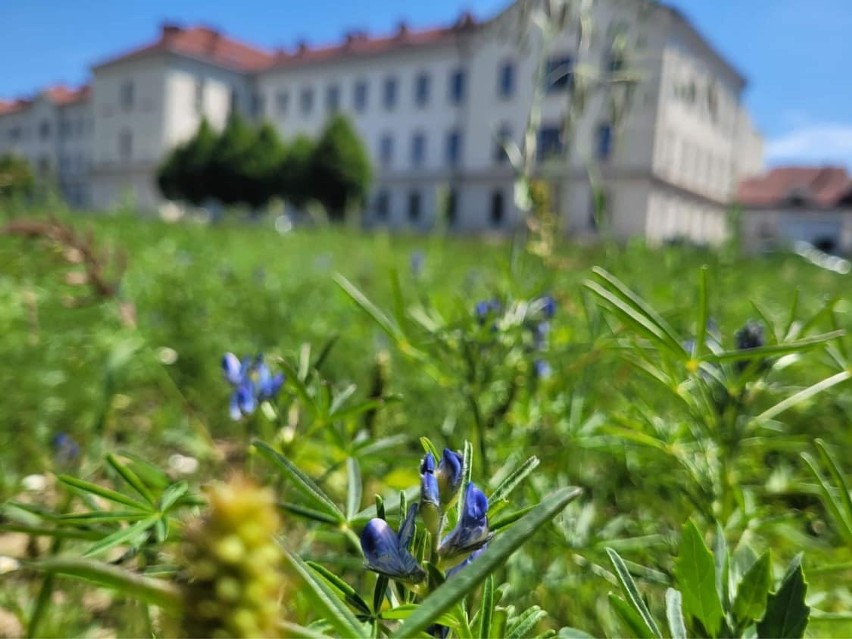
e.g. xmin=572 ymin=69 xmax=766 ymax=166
xmin=0 ymin=0 xmax=763 ymax=244
xmin=738 ymin=166 xmax=852 ymax=255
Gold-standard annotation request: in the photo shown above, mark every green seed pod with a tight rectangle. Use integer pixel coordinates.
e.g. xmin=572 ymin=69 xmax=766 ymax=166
xmin=178 ymin=477 xmax=285 ymax=638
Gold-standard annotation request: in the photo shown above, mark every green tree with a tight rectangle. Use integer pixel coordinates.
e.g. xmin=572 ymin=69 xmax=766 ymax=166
xmin=278 ymin=135 xmax=315 ymax=210
xmin=308 ymin=115 xmax=372 ymax=221
xmin=157 ymin=118 xmax=217 ymax=206
xmin=244 ymin=121 xmax=286 ymax=210
xmin=208 ymin=112 xmax=256 ymax=207
xmin=0 ymin=154 xmax=34 ymax=200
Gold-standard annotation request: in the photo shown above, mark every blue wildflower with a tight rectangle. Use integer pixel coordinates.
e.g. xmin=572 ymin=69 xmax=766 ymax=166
xmin=222 ymin=353 xmax=284 ymax=421
xmin=51 ymin=433 xmax=79 ymax=465
xmin=474 ymin=299 xmax=502 ymax=324
xmin=420 ymin=453 xmax=441 ymax=538
xmin=536 ymin=295 xmax=556 ymax=319
xmin=438 ymin=483 xmax=492 ymax=565
xmin=436 ymin=449 xmax=464 ymax=507
xmin=360 ymin=503 xmax=426 ymax=583
xmin=534 ymin=359 xmax=552 ymax=379
xmin=532 ymin=320 xmax=550 ymax=350
xmin=446 ymin=544 xmax=488 ymax=580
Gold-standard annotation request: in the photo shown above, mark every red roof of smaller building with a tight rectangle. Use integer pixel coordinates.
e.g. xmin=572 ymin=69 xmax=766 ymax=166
xmin=737 ymin=166 xmax=852 ymax=208
xmin=44 ymin=84 xmax=91 ymax=106
xmin=95 ymin=24 xmax=274 ymax=72
xmin=0 ymin=98 xmax=31 ymax=115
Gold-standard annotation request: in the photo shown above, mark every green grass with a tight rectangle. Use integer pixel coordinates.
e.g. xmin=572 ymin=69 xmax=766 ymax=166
xmin=1 ymin=210 xmax=851 ymax=637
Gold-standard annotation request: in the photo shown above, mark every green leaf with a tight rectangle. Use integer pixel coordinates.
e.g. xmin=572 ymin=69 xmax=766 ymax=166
xmin=757 ymin=554 xmax=809 ymax=639
xmin=665 ymin=588 xmax=687 ymax=639
xmin=419 ymin=437 xmax=441 ymax=462
xmin=106 ymin=454 xmax=157 ymax=506
xmin=507 ymin=606 xmax=548 ymax=638
xmin=676 ymin=520 xmax=723 ymax=637
xmin=610 ymin=594 xmax=656 ymax=639
xmin=390 ymin=486 xmax=582 ymax=638
xmin=346 ymin=457 xmax=362 ymax=521
xmin=253 ymin=441 xmax=345 ymax=522
xmin=713 ymin=523 xmax=730 ymax=608
xmin=334 ymin=274 xmax=403 ymax=343
xmin=279 ymin=620 xmax=335 ymax=639
xmin=732 ymin=551 xmax=771 ymax=627
xmin=380 ymin=604 xmax=457 ymax=629
xmin=159 ymin=482 xmax=189 ymax=513
xmin=306 ymin=561 xmax=372 ymax=617
xmin=283 ymin=548 xmax=367 ymax=638
xmin=82 ymin=516 xmax=157 ymax=558
xmin=373 ymin=574 xmax=389 ymax=615
xmin=489 ymin=456 xmax=540 ymax=507
xmin=605 ymin=548 xmax=662 ymax=638
xmin=693 ymin=266 xmax=709 ymax=359
xmin=757 ymin=370 xmax=852 ymax=422
xmin=58 ymin=475 xmax=149 ymax=511
xmin=30 ymin=557 xmax=180 ymax=610
xmin=478 ymin=575 xmax=495 ymax=638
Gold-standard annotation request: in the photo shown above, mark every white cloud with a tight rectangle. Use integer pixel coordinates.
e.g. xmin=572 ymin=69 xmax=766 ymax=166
xmin=766 ymin=123 xmax=852 ymax=169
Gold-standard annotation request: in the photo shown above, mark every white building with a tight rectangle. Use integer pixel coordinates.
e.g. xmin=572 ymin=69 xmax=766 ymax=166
xmin=0 ymin=0 xmax=763 ymax=243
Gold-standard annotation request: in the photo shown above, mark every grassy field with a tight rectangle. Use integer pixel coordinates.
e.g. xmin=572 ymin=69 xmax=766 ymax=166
xmin=1 ymin=210 xmax=851 ymax=637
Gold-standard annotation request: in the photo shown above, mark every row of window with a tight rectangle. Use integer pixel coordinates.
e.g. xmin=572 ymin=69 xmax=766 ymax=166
xmin=1 ymin=117 xmax=91 ymax=143
xmin=372 ymin=121 xmax=613 ymax=171
xmin=373 ymin=188 xmax=507 ymax=228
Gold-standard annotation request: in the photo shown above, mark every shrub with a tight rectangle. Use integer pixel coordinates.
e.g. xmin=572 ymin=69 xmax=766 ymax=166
xmin=0 ymin=154 xmax=34 ymax=200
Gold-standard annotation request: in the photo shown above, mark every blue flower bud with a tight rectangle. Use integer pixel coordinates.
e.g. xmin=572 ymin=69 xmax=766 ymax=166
xmin=438 ymin=483 xmax=492 ymax=566
xmin=420 ymin=453 xmax=441 ymax=540
xmin=222 ymin=353 xmax=285 ymax=420
xmin=360 ymin=503 xmax=425 ymax=583
xmin=537 ymin=295 xmax=556 ymax=319
xmin=436 ymin=449 xmax=463 ymax=507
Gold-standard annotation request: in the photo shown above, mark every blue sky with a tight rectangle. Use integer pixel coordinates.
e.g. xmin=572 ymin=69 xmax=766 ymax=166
xmin=1 ymin=0 xmax=850 ymax=170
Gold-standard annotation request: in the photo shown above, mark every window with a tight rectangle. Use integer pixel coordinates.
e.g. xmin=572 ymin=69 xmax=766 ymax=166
xmin=379 ymin=134 xmax=394 ymax=168
xmin=490 ymin=190 xmax=505 ymax=228
xmin=229 ymin=88 xmax=239 ymax=114
xmin=383 ymin=76 xmax=398 ymax=111
xmin=194 ymin=78 xmax=205 ymax=114
xmin=596 ymin=124 xmax=613 ymax=160
xmin=449 ymin=68 xmax=466 ymax=104
xmin=414 ymin=73 xmax=430 ymax=108
xmin=120 ymin=80 xmax=134 ymax=110
xmin=276 ymin=91 xmax=289 ymax=116
xmin=446 ymin=130 xmax=462 ymax=167
xmin=411 ymin=132 xmax=426 ymax=168
xmin=39 ymin=120 xmax=51 ymax=140
xmin=498 ymin=61 xmax=515 ymax=98
xmin=605 ymin=49 xmax=625 ymax=74
xmin=408 ymin=190 xmax=421 ymax=223
xmin=353 ymin=80 xmax=368 ymax=112
xmin=494 ymin=124 xmax=512 ymax=164
xmin=375 ymin=190 xmax=390 ymax=221
xmin=118 ymin=129 xmax=132 ymax=161
xmin=300 ymin=88 xmax=314 ymax=115
xmin=537 ymin=126 xmax=563 ymax=160
xmin=251 ymin=93 xmax=264 ymax=118
xmin=545 ymin=55 xmax=573 ymax=92
xmin=445 ymin=188 xmax=457 ymax=227
xmin=326 ymin=84 xmax=340 ymax=113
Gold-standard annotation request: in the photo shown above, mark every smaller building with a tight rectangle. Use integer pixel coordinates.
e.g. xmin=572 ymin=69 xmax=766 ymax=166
xmin=738 ymin=166 xmax=852 ymax=254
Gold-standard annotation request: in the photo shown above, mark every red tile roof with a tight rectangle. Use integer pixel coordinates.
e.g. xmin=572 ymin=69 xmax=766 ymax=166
xmin=269 ymin=14 xmax=478 ymax=69
xmin=44 ymin=84 xmax=91 ymax=106
xmin=94 ymin=24 xmax=274 ymax=72
xmin=0 ymin=98 xmax=31 ymax=115
xmin=737 ymin=166 xmax=852 ymax=208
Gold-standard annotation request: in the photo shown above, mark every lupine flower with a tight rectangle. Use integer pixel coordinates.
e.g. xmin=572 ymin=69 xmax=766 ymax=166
xmin=51 ymin=433 xmax=79 ymax=465
xmin=532 ymin=320 xmax=550 ymax=350
xmin=420 ymin=453 xmax=441 ymax=539
xmin=446 ymin=544 xmax=488 ymax=580
xmin=361 ymin=503 xmax=426 ymax=583
xmin=438 ymin=483 xmax=492 ymax=565
xmin=222 ymin=353 xmax=285 ymax=420
xmin=474 ymin=299 xmax=502 ymax=324
xmin=536 ymin=294 xmax=556 ymax=319
xmin=534 ymin=359 xmax=552 ymax=379
xmin=735 ymin=320 xmax=767 ymax=373
xmin=436 ymin=449 xmax=464 ymax=507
